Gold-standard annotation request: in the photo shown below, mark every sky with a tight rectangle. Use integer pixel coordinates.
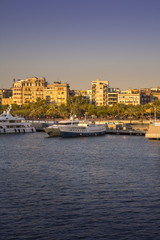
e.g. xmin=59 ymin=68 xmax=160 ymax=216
xmin=0 ymin=0 xmax=160 ymax=90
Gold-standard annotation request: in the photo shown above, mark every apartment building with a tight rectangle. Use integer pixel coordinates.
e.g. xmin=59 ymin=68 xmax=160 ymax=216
xmin=12 ymin=77 xmax=46 ymax=105
xmin=0 ymin=89 xmax=12 ymax=105
xmin=12 ymin=77 xmax=69 ymax=105
xmin=118 ymin=93 xmax=140 ymax=105
xmin=107 ymin=88 xmax=120 ymax=106
xmin=150 ymin=88 xmax=160 ymax=101
xmin=44 ymin=82 xmax=69 ymax=105
xmin=23 ymin=77 xmax=46 ymax=103
xmin=107 ymin=92 xmax=118 ymax=106
xmin=91 ymin=79 xmax=109 ymax=106
xmin=12 ymin=80 xmax=24 ymax=105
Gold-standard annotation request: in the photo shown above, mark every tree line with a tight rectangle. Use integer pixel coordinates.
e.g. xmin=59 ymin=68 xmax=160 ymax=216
xmin=0 ymin=96 xmax=160 ymax=120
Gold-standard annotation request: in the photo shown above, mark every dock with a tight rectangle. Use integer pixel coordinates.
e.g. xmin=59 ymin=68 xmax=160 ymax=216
xmin=105 ymin=129 xmax=145 ymax=136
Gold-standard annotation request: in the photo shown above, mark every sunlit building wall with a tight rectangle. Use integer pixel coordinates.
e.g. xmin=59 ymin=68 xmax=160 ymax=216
xmin=91 ymin=79 xmax=109 ymax=106
xmin=12 ymin=77 xmax=69 ymax=106
xmin=22 ymin=77 xmax=46 ymax=104
xmin=44 ymin=82 xmax=69 ymax=105
xmin=12 ymin=80 xmax=24 ymax=105
xmin=118 ymin=93 xmax=140 ymax=105
xmin=0 ymin=89 xmax=13 ymax=105
xmin=107 ymin=92 xmax=118 ymax=106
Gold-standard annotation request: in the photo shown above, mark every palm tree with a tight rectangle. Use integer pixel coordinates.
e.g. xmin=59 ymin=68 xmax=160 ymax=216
xmin=124 ymin=105 xmax=135 ymax=122
xmin=57 ymin=104 xmax=69 ymax=118
xmin=134 ymin=105 xmax=145 ymax=121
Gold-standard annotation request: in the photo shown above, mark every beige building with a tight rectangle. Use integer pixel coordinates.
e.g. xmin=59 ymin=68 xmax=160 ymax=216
xmin=0 ymin=89 xmax=12 ymax=105
xmin=12 ymin=77 xmax=46 ymax=105
xmin=79 ymin=90 xmax=92 ymax=103
xmin=107 ymin=92 xmax=118 ymax=106
xmin=12 ymin=80 xmax=23 ymax=105
xmin=12 ymin=77 xmax=69 ymax=106
xmin=118 ymin=93 xmax=140 ymax=105
xmin=23 ymin=77 xmax=46 ymax=104
xmin=2 ymin=97 xmax=13 ymax=105
xmin=91 ymin=79 xmax=109 ymax=106
xmin=44 ymin=82 xmax=69 ymax=105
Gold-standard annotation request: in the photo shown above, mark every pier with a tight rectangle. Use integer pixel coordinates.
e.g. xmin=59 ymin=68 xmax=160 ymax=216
xmin=105 ymin=129 xmax=145 ymax=136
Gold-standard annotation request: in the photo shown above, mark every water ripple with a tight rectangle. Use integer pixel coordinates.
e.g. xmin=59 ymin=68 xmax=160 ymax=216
xmin=0 ymin=133 xmax=160 ymax=240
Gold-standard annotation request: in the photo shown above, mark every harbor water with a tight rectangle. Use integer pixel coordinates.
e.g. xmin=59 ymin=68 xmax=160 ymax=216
xmin=0 ymin=133 xmax=160 ymax=240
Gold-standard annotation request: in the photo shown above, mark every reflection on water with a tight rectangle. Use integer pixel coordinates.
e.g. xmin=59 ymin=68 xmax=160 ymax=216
xmin=0 ymin=133 xmax=160 ymax=240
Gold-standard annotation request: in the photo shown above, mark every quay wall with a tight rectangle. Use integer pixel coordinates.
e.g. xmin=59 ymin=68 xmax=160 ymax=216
xmin=27 ymin=119 xmax=149 ymax=134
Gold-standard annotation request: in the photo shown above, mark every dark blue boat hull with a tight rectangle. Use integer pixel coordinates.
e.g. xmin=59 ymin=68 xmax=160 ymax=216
xmin=61 ymin=131 xmax=106 ymax=138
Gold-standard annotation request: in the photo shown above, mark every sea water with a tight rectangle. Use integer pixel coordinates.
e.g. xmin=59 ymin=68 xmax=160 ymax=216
xmin=0 ymin=133 xmax=160 ymax=240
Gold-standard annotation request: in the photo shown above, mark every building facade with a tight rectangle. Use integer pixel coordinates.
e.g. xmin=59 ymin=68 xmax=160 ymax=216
xmin=12 ymin=80 xmax=24 ymax=105
xmin=0 ymin=89 xmax=12 ymax=105
xmin=12 ymin=77 xmax=47 ymax=105
xmin=1 ymin=97 xmax=13 ymax=105
xmin=107 ymin=92 xmax=118 ymax=106
xmin=12 ymin=77 xmax=69 ymax=106
xmin=91 ymin=79 xmax=109 ymax=106
xmin=44 ymin=82 xmax=69 ymax=105
xmin=118 ymin=93 xmax=141 ymax=105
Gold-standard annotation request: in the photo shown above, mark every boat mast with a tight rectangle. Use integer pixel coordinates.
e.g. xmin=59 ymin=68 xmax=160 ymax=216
xmin=154 ymin=107 xmax=157 ymax=121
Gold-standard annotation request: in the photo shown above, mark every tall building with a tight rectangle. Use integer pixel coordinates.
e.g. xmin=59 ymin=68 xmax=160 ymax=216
xmin=12 ymin=77 xmax=46 ymax=105
xmin=12 ymin=79 xmax=24 ymax=105
xmin=44 ymin=82 xmax=69 ymax=105
xmin=91 ymin=79 xmax=109 ymax=106
xmin=12 ymin=77 xmax=69 ymax=106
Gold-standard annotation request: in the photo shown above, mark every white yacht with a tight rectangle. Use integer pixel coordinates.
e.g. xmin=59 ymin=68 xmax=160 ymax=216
xmin=0 ymin=106 xmax=36 ymax=134
xmin=44 ymin=118 xmax=80 ymax=137
xmin=145 ymin=121 xmax=160 ymax=140
xmin=59 ymin=121 xmax=106 ymax=138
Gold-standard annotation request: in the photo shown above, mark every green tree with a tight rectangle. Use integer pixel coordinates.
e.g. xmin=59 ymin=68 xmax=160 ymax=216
xmin=57 ymin=104 xmax=69 ymax=118
xmin=67 ymin=95 xmax=89 ymax=118
xmin=46 ymin=103 xmax=57 ymax=118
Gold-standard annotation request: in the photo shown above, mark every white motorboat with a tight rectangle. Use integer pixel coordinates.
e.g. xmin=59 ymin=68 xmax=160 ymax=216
xmin=44 ymin=118 xmax=80 ymax=137
xmin=145 ymin=121 xmax=160 ymax=140
xmin=59 ymin=121 xmax=106 ymax=138
xmin=0 ymin=105 xmax=36 ymax=134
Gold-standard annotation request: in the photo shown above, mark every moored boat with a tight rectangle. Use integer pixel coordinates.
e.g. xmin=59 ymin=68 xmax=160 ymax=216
xmin=145 ymin=121 xmax=160 ymax=140
xmin=59 ymin=121 xmax=106 ymax=138
xmin=0 ymin=106 xmax=36 ymax=134
xmin=44 ymin=118 xmax=80 ymax=137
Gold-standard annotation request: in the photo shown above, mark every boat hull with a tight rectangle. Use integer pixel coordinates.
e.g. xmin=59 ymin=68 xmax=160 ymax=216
xmin=61 ymin=130 xmax=106 ymax=138
xmin=44 ymin=127 xmax=61 ymax=137
xmin=44 ymin=119 xmax=80 ymax=137
xmin=0 ymin=127 xmax=36 ymax=134
xmin=0 ymin=105 xmax=36 ymax=134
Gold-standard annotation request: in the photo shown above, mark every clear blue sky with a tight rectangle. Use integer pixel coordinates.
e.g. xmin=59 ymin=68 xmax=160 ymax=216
xmin=0 ymin=0 xmax=160 ymax=90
